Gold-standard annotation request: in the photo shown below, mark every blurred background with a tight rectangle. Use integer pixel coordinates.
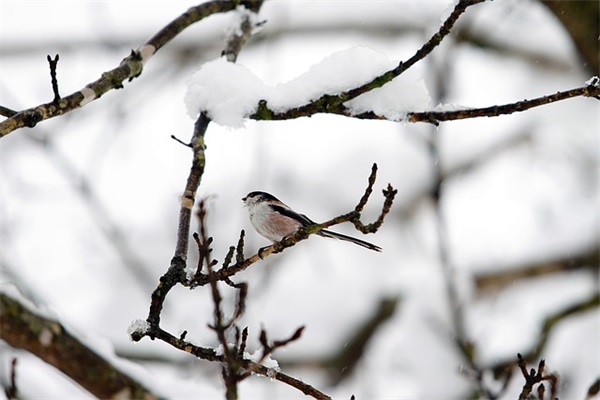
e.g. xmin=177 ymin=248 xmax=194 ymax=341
xmin=0 ymin=1 xmax=598 ymax=398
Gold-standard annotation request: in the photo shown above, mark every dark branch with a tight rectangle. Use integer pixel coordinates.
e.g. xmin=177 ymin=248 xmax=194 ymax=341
xmin=46 ymin=54 xmax=61 ymax=103
xmin=0 ymin=1 xmax=240 ymax=137
xmin=3 ymin=358 xmax=17 ymax=400
xmin=487 ymin=291 xmax=599 ymax=379
xmin=143 ymin=324 xmax=330 ymax=399
xmin=587 ymin=377 xmax=600 ymax=399
xmin=408 ymin=84 xmax=600 ymax=125
xmin=516 ymin=354 xmax=558 ymax=400
xmin=475 ymin=247 xmax=599 ymax=294
xmin=0 ymin=106 xmax=17 ymax=118
xmin=170 ymin=134 xmax=193 ymax=148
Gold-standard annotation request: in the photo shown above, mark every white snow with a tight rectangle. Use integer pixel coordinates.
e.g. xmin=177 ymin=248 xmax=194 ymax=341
xmin=246 ymin=349 xmax=280 ymax=371
xmin=225 ymin=5 xmax=263 ymax=39
xmin=185 ymin=46 xmax=430 ymax=127
xmin=185 ymin=58 xmax=266 ymax=128
xmin=585 ymin=75 xmax=599 ymax=87
xmin=127 ymin=319 xmax=150 ymax=340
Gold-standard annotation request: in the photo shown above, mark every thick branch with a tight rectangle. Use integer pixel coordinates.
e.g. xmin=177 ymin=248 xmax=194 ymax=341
xmin=0 ymin=293 xmax=157 ymax=399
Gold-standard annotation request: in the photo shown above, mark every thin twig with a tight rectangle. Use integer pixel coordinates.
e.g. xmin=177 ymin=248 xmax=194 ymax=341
xmin=408 ymin=84 xmax=600 ymax=125
xmin=46 ymin=54 xmax=61 ymax=103
xmin=4 ymin=358 xmax=17 ymax=400
xmin=516 ymin=354 xmax=558 ymax=400
xmin=239 ymin=326 xmax=305 ymax=380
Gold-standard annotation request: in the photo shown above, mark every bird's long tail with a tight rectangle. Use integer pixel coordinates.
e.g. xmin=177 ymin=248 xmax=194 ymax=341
xmin=318 ymin=229 xmax=382 ymax=252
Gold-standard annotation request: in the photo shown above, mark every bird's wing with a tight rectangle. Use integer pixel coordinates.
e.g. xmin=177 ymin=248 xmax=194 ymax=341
xmin=270 ymin=204 xmax=315 ymax=227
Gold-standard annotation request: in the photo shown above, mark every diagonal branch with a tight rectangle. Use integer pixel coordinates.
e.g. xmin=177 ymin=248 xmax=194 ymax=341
xmin=137 ymin=325 xmax=330 ymax=399
xmin=0 ymin=1 xmax=240 ymax=138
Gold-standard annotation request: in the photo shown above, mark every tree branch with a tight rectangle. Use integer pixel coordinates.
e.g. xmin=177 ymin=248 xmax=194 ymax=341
xmin=0 ymin=0 xmax=239 ymax=138
xmin=474 ymin=247 xmax=599 ymax=295
xmin=145 ymin=0 xmax=263 ymax=338
xmin=486 ymin=291 xmax=600 ymax=381
xmin=516 ymin=354 xmax=558 ymax=400
xmin=407 ymin=83 xmax=600 ymax=125
xmin=0 ymin=293 xmax=157 ymax=399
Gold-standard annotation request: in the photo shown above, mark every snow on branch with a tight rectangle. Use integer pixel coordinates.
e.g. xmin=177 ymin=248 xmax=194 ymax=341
xmin=183 ymin=0 xmax=599 ymax=127
xmin=185 ymin=47 xmax=430 ymax=127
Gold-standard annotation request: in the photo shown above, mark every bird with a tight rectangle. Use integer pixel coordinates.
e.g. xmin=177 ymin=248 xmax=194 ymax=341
xmin=242 ymin=191 xmax=381 ymax=252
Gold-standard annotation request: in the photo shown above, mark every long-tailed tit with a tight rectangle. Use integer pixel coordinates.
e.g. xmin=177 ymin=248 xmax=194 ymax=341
xmin=242 ymin=191 xmax=381 ymax=252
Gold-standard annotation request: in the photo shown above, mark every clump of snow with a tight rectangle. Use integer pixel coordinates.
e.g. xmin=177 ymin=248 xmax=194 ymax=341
xmin=185 ymin=46 xmax=430 ymax=127
xmin=246 ymin=350 xmax=280 ymax=371
xmin=345 ymin=65 xmax=431 ymax=120
xmin=127 ymin=319 xmax=150 ymax=340
xmin=225 ymin=5 xmax=263 ymax=38
xmin=431 ymin=103 xmax=472 ymax=112
xmin=585 ymin=76 xmax=599 ymax=87
xmin=268 ymin=46 xmax=397 ymax=111
xmin=185 ymin=58 xmax=267 ymax=128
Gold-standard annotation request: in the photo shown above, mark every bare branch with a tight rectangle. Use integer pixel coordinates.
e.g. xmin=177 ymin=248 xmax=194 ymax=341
xmin=140 ymin=325 xmax=330 ymax=399
xmin=0 ymin=106 xmax=17 ymax=118
xmin=487 ymin=292 xmax=600 ymax=379
xmin=587 ymin=377 xmax=600 ymax=399
xmin=407 ymin=84 xmax=600 ymax=125
xmin=46 ymin=54 xmax=61 ymax=103
xmin=3 ymin=358 xmax=17 ymax=400
xmin=516 ymin=354 xmax=558 ymax=400
xmin=0 ymin=1 xmax=240 ymax=137
xmin=475 ymin=247 xmax=599 ymax=295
